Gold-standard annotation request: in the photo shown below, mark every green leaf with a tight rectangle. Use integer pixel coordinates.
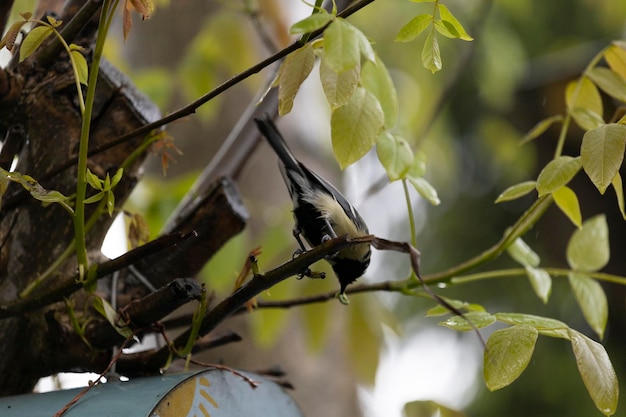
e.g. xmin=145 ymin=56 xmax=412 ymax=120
xmin=581 ymin=123 xmax=626 ymax=194
xmin=404 ymin=400 xmax=468 ymax=417
xmin=376 ymin=131 xmax=414 ymax=181
xmin=331 ymin=87 xmax=384 ymax=168
xmin=83 ymin=191 xmax=104 ymax=204
xmin=351 ymin=25 xmax=376 ymax=64
xmin=566 ymin=214 xmax=610 ymax=271
xmin=70 ymin=45 xmax=88 ymax=85
xmin=439 ymin=311 xmax=496 ymax=331
xmin=361 ymin=56 xmax=399 ymax=129
xmin=568 ymin=272 xmax=608 ymax=339
xmin=20 ymin=25 xmax=54 ymax=62
xmin=290 ymin=12 xmax=333 ymax=34
xmin=525 ymin=266 xmax=552 ymax=305
xmin=495 ymin=181 xmax=537 ymax=203
xmin=535 ymin=156 xmax=582 ymax=197
xmin=507 ymin=237 xmax=540 ymax=267
xmin=407 ymin=150 xmax=426 ymax=177
xmin=111 ymin=168 xmax=124 ymax=188
xmin=426 ymin=298 xmax=485 ymax=317
xmin=319 ymin=55 xmax=359 ymax=110
xmin=278 ymin=44 xmax=315 ymax=115
xmin=566 ymin=77 xmax=604 ymax=131
xmin=611 ymin=172 xmax=626 ymax=220
xmin=106 ymin=190 xmax=115 ymax=216
xmin=553 ymin=185 xmax=582 ymax=228
xmin=605 ymin=43 xmax=626 ymax=80
xmin=587 ymin=66 xmax=626 ymax=103
xmin=323 ymin=18 xmax=360 ymax=73
xmin=569 ymin=329 xmax=619 ymax=415
xmin=520 ymin=115 xmax=564 ymax=145
xmin=495 ymin=313 xmax=569 ymax=339
xmin=422 ymin=29 xmax=442 ymax=73
xmin=86 ymin=169 xmax=103 ymax=190
xmin=408 ymin=176 xmax=441 ymax=206
xmin=395 ymin=14 xmax=432 ymax=43
xmin=484 ymin=325 xmax=538 ymax=391
xmin=92 ymin=297 xmax=133 ymax=338
xmin=437 ymin=4 xmax=473 ymax=41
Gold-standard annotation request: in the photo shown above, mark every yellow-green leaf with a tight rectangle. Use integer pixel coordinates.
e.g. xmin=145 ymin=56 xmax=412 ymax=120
xmin=605 ymin=43 xmax=626 ymax=81
xmin=290 ymin=12 xmax=333 ymax=35
xmin=0 ymin=19 xmax=29 ymax=51
xmin=525 ymin=266 xmax=552 ymax=304
xmin=19 ymin=26 xmax=54 ymax=62
xmin=319 ymin=56 xmax=359 ymax=110
xmin=70 ymin=48 xmax=88 ymax=85
xmin=581 ymin=123 xmax=626 ymax=194
xmin=323 ymin=18 xmax=360 ymax=73
xmin=566 ymin=214 xmax=610 ymax=272
xmin=437 ymin=4 xmax=473 ymax=41
xmin=404 ymin=400 xmax=467 ymax=417
xmin=495 ymin=181 xmax=537 ymax=203
xmin=426 ymin=298 xmax=485 ymax=317
xmin=395 ymin=14 xmax=432 ymax=43
xmin=495 ymin=313 xmax=569 ymax=339
xmin=535 ymin=156 xmax=582 ymax=197
xmin=566 ymin=77 xmax=603 ymax=131
xmin=376 ymin=131 xmax=414 ymax=181
xmin=361 ymin=56 xmax=399 ymax=129
xmin=439 ymin=311 xmax=496 ymax=331
xmin=278 ymin=44 xmax=315 ymax=115
xmin=507 ymin=237 xmax=540 ymax=267
xmin=568 ymin=272 xmax=608 ymax=340
xmin=352 ymin=24 xmax=376 ymax=64
xmin=520 ymin=115 xmax=563 ymax=145
xmin=553 ymin=185 xmax=582 ymax=228
xmin=611 ymin=172 xmax=626 ymax=220
xmin=587 ymin=67 xmax=626 ymax=103
xmin=92 ymin=297 xmax=132 ymax=338
xmin=331 ymin=87 xmax=384 ymax=168
xmin=422 ymin=30 xmax=442 ymax=73
xmin=484 ymin=325 xmax=538 ymax=391
xmin=408 ymin=176 xmax=440 ymax=206
xmin=569 ymin=329 xmax=618 ymax=416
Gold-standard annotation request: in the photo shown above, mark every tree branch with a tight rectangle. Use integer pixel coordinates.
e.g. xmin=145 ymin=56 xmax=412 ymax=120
xmin=0 ymin=231 xmax=196 ymax=318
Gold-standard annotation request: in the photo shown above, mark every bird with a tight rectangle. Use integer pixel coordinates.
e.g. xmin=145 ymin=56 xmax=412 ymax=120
xmin=254 ymin=115 xmax=371 ymax=299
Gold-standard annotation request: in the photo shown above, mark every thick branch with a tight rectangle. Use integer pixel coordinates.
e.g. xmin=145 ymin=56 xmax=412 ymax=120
xmin=118 ymin=278 xmax=203 ymax=328
xmin=0 ymin=231 xmax=195 ymax=318
xmin=131 ymin=176 xmax=248 ymax=289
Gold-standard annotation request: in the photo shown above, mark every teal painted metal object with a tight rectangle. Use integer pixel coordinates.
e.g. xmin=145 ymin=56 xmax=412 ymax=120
xmin=0 ymin=369 xmax=304 ymax=417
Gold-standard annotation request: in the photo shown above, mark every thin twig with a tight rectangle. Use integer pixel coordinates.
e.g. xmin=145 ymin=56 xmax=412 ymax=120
xmin=53 ymin=333 xmax=135 ymax=417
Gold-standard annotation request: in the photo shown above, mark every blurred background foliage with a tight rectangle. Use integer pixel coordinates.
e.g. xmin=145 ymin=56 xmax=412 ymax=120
xmin=9 ymin=0 xmax=626 ymax=415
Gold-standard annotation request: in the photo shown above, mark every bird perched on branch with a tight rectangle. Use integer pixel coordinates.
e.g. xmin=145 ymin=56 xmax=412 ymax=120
xmin=255 ymin=115 xmax=371 ymax=302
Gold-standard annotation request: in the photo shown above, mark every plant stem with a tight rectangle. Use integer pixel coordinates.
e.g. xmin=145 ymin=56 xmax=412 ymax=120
xmin=450 ymin=267 xmax=626 ymax=286
xmin=423 ymin=194 xmax=553 ymax=284
xmin=73 ymin=0 xmax=119 ymax=280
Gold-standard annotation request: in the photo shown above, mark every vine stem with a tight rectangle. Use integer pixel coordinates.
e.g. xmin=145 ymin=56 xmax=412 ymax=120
xmin=73 ymin=0 xmax=119 ymax=279
xmin=422 ymin=194 xmax=554 ymax=284
xmin=451 ymin=267 xmax=626 ymax=286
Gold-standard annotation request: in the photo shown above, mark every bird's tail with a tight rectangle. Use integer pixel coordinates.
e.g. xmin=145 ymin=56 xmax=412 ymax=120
xmin=254 ymin=115 xmax=302 ymax=174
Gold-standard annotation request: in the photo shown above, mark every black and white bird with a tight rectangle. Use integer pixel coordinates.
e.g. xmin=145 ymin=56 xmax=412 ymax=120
xmin=255 ymin=116 xmax=371 ymax=297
